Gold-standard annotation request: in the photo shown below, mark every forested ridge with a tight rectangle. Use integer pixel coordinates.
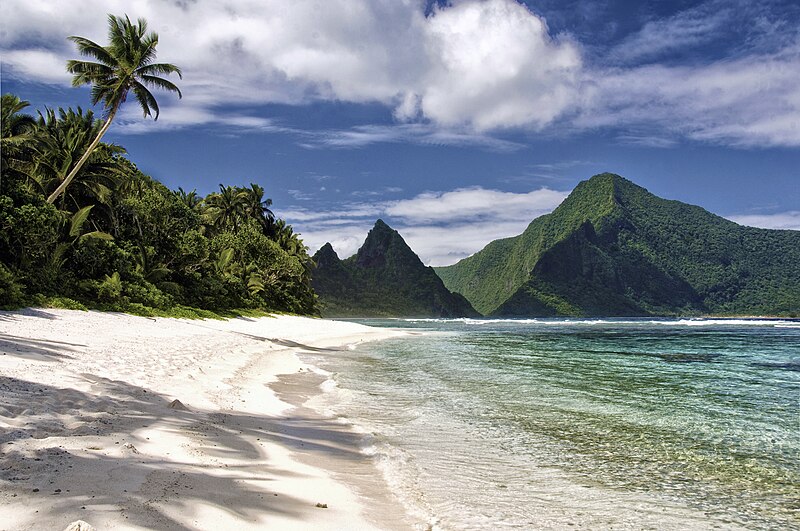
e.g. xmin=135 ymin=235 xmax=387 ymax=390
xmin=436 ymin=173 xmax=800 ymax=317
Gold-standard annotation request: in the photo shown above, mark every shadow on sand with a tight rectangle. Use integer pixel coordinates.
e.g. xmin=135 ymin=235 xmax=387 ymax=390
xmin=0 ymin=374 xmax=367 ymax=529
xmin=0 ymin=308 xmax=62 ymax=321
xmin=0 ymin=334 xmax=84 ymax=361
xmin=229 ymin=331 xmax=344 ymax=353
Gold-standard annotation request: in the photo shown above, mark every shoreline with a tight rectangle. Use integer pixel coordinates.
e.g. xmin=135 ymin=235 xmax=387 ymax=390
xmin=0 ymin=308 xmax=417 ymax=530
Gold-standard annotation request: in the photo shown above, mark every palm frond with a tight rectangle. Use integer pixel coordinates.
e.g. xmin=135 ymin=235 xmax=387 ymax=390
xmin=78 ymin=230 xmax=114 ymax=242
xmin=138 ymin=75 xmax=182 ymax=99
xmin=131 ymin=81 xmax=159 ymax=119
xmin=107 ymin=14 xmax=129 ymax=52
xmin=138 ymin=33 xmax=159 ymax=66
xmin=51 ymin=242 xmax=72 ymax=270
xmin=88 ymin=83 xmax=114 ymax=107
xmin=67 ymin=36 xmax=116 ymax=66
xmin=135 ymin=17 xmax=149 ymax=36
xmin=66 ymin=60 xmax=114 ymax=79
xmin=69 ymin=205 xmax=94 ymax=237
xmin=137 ymin=62 xmax=182 ymax=79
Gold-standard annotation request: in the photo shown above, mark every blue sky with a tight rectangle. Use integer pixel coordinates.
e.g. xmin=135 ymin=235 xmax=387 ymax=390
xmin=1 ymin=0 xmax=798 ymax=265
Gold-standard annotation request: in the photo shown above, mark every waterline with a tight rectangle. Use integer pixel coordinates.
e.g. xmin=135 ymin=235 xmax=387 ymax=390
xmin=304 ymin=318 xmax=800 ymax=530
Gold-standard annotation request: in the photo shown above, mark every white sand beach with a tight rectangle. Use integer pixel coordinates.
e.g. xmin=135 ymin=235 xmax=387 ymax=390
xmin=0 ymin=308 xmax=416 ymax=530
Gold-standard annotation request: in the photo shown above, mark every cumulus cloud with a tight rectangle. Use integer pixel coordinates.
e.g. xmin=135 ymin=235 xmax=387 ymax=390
xmin=281 ymin=186 xmax=568 ymax=265
xmin=2 ymin=0 xmax=799 ymax=147
xmin=410 ymin=0 xmax=582 ymax=130
xmin=0 ymin=0 xmax=581 ymax=133
xmin=727 ymin=211 xmax=800 ymax=231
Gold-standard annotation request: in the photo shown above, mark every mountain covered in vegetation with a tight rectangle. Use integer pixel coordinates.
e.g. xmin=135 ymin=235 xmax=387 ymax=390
xmin=436 ymin=173 xmax=800 ymax=317
xmin=312 ymin=220 xmax=479 ymax=317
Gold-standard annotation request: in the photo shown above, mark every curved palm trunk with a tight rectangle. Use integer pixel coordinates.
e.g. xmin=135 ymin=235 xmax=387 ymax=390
xmin=46 ymin=103 xmax=120 ymax=204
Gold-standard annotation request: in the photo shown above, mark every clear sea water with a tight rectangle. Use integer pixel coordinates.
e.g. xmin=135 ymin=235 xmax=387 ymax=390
xmin=303 ymin=318 xmax=800 ymax=530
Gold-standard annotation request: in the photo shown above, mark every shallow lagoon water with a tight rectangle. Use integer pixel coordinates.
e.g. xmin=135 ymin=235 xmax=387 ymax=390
xmin=304 ymin=318 xmax=800 ymax=530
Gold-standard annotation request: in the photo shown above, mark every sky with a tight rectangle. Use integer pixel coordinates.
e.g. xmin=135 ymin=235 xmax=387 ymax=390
xmin=1 ymin=0 xmax=798 ymax=265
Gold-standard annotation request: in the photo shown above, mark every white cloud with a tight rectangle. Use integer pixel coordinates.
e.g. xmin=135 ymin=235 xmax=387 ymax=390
xmin=110 ymin=103 xmax=282 ymax=133
xmin=727 ymin=211 xmax=800 ymax=231
xmin=385 ymin=187 xmax=567 ymax=223
xmin=0 ymin=0 xmax=581 ymax=134
xmin=280 ymin=186 xmax=568 ymax=266
xmin=2 ymin=0 xmax=799 ymax=147
xmin=1 ymin=48 xmax=72 ymax=84
xmin=607 ymin=2 xmax=732 ymax=64
xmin=579 ymin=48 xmax=800 ymax=147
xmin=411 ymin=0 xmax=582 ymax=130
xmin=279 ymin=204 xmax=383 ymax=223
xmin=615 ymin=134 xmax=679 ymax=148
xmin=397 ymin=221 xmax=541 ymax=266
xmin=304 ymin=123 xmax=526 ymax=151
xmin=293 ymin=220 xmax=376 ymax=262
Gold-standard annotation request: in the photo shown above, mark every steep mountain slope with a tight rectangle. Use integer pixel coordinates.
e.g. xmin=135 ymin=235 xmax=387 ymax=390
xmin=436 ymin=173 xmax=800 ymax=316
xmin=312 ymin=220 xmax=479 ymax=317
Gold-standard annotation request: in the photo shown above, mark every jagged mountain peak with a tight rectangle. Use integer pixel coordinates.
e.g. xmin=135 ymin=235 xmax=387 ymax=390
xmin=311 ymin=219 xmax=479 ymax=317
xmin=313 ymin=242 xmax=340 ymax=268
xmin=355 ymin=219 xmax=419 ymax=269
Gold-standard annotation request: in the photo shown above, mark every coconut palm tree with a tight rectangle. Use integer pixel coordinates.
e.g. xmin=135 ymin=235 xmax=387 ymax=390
xmin=241 ymin=183 xmax=275 ymax=232
xmin=1 ymin=94 xmax=37 ymax=190
xmin=204 ymin=184 xmax=247 ymax=233
xmin=47 ymin=14 xmax=182 ymax=204
xmin=1 ymin=94 xmax=36 ymax=143
xmin=175 ymin=187 xmax=202 ymax=210
xmin=33 ymin=107 xmax=126 ymax=214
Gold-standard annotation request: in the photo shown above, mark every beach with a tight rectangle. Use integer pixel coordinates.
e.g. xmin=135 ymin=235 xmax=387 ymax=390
xmin=0 ymin=308 xmax=415 ymax=530
xmin=2 ymin=311 xmax=797 ymax=531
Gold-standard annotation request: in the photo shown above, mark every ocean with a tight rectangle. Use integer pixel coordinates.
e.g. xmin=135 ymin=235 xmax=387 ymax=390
xmin=303 ymin=318 xmax=800 ymax=530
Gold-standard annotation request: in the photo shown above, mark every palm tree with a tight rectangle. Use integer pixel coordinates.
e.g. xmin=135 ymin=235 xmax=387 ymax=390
xmin=1 ymin=94 xmax=36 ymax=142
xmin=32 ymin=107 xmax=126 ymax=215
xmin=175 ymin=187 xmax=202 ymax=210
xmin=47 ymin=14 xmax=182 ymax=204
xmin=241 ymin=183 xmax=275 ymax=232
xmin=1 ymin=94 xmax=37 ymax=190
xmin=204 ymin=184 xmax=246 ymax=232
xmin=272 ymin=219 xmax=305 ymax=255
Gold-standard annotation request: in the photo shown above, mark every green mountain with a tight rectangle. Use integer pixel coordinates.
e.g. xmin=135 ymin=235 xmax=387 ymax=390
xmin=436 ymin=173 xmax=800 ymax=317
xmin=312 ymin=220 xmax=480 ymax=317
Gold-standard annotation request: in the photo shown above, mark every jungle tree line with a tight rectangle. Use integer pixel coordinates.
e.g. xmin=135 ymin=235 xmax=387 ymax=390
xmin=0 ymin=14 xmax=317 ymax=315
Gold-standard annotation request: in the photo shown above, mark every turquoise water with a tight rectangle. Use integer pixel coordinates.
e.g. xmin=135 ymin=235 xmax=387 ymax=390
xmin=305 ymin=319 xmax=800 ymax=530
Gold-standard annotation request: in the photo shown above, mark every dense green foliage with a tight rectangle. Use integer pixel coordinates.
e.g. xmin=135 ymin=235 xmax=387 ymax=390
xmin=0 ymin=93 xmax=316 ymax=315
xmin=312 ymin=220 xmax=479 ymax=317
xmin=437 ymin=173 xmax=800 ymax=317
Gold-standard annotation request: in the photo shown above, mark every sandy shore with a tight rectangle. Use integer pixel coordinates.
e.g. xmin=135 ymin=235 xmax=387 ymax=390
xmin=0 ymin=308 xmax=417 ymax=530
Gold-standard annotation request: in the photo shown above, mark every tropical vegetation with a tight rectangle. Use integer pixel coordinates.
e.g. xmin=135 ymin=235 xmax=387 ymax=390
xmin=0 ymin=14 xmax=316 ymax=316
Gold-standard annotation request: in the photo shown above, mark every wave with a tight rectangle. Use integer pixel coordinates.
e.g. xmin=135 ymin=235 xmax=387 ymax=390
xmin=398 ymin=317 xmax=799 ymax=328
